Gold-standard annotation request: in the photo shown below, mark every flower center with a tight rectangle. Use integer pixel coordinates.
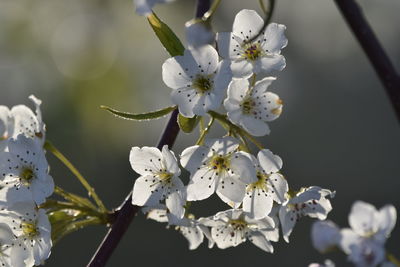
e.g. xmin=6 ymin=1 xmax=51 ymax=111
xmin=247 ymin=171 xmax=268 ymax=192
xmin=192 ymin=75 xmax=213 ymax=94
xmin=229 ymin=219 xmax=247 ymax=231
xmin=210 ymin=155 xmax=230 ymax=173
xmin=241 ymin=96 xmax=257 ymax=115
xmin=20 ymin=167 xmax=35 ymax=185
xmin=22 ymin=221 xmax=39 ymax=238
xmin=158 ymin=171 xmax=173 ymax=182
xmin=243 ymin=43 xmax=263 ymax=61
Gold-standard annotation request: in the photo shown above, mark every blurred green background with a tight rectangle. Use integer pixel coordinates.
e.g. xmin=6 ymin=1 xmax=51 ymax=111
xmin=1 ymin=0 xmax=399 ymax=266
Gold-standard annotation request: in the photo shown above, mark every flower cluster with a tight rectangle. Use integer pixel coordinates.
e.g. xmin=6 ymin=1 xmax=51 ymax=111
xmin=129 ymin=9 xmax=335 ymax=253
xmin=0 ymin=96 xmax=53 ymax=266
xmin=311 ymin=201 xmax=397 ymax=267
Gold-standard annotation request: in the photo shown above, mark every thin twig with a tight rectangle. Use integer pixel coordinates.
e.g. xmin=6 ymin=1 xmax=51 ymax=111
xmin=87 ymin=1 xmax=211 ymax=265
xmin=334 ymin=0 xmax=400 ymax=123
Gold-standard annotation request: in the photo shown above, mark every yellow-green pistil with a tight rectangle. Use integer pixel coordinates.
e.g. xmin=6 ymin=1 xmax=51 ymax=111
xmin=22 ymin=221 xmax=39 ymax=238
xmin=243 ymin=43 xmax=263 ymax=61
xmin=193 ymin=75 xmax=213 ymax=94
xmin=20 ymin=167 xmax=35 ymax=185
xmin=158 ymin=171 xmax=173 ymax=183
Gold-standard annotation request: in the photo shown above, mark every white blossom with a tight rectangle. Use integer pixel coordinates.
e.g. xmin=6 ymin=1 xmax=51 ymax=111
xmin=0 ymin=95 xmax=45 ymax=151
xmin=217 ymin=9 xmax=287 ymax=78
xmin=339 ymin=201 xmax=396 ymax=267
xmin=0 ymin=202 xmax=52 ymax=266
xmin=224 ymin=77 xmax=282 ymax=136
xmin=133 ymin=0 xmax=174 ymax=16
xmin=311 ymin=220 xmax=341 ymax=253
xmin=162 ymin=45 xmax=232 ymax=118
xmin=0 ymin=135 xmax=54 ymax=205
xmin=243 ymin=149 xmax=288 ymax=219
xmin=130 ymin=145 xmax=185 ymax=221
xmin=180 ymin=137 xmax=256 ymax=205
xmin=202 ymin=209 xmax=276 ymax=252
xmin=279 ymin=186 xmax=334 ymax=242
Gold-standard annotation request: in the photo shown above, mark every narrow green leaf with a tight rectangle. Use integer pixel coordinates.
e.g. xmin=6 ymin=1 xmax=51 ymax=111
xmin=101 ymin=105 xmax=176 ymax=121
xmin=147 ymin=12 xmax=185 ymax=57
xmin=178 ymin=114 xmax=200 ymax=133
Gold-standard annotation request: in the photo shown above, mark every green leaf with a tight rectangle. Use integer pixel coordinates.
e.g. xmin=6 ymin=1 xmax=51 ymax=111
xmin=147 ymin=12 xmax=185 ymax=57
xmin=101 ymin=105 xmax=176 ymax=121
xmin=178 ymin=114 xmax=200 ymax=133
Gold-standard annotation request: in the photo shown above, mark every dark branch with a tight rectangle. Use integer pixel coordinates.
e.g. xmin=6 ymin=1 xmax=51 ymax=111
xmin=86 ymin=1 xmax=211 ymax=266
xmin=334 ymin=0 xmax=400 ymax=123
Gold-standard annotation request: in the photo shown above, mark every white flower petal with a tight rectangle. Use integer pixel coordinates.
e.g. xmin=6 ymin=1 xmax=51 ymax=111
xmin=279 ymin=205 xmax=296 ymax=243
xmin=252 ymin=77 xmax=276 ymax=93
xmin=232 ymin=9 xmax=264 ymax=40
xmin=339 ymin=228 xmax=360 ymax=254
xmin=10 ymin=105 xmax=40 ymax=140
xmin=129 ymin=146 xmax=163 ymax=175
xmin=230 ymin=151 xmax=257 ymax=184
xmin=165 ymin=189 xmax=185 ymax=221
xmin=203 ymin=91 xmax=224 ymax=111
xmin=263 ymin=23 xmax=288 ymax=54
xmin=230 ymin=60 xmax=254 ymax=79
xmin=377 ymin=204 xmax=396 ymax=238
xmin=311 ymin=220 xmax=341 ymax=253
xmin=161 ymin=145 xmax=180 ymax=175
xmin=189 ymin=45 xmax=219 ymax=75
xmin=226 ymin=109 xmax=243 ymax=124
xmin=290 ymin=186 xmax=322 ymax=204
xmin=349 ymin=201 xmax=379 ymax=237
xmin=248 ymin=231 xmax=274 ymax=253
xmin=205 ymin=136 xmax=239 ymax=155
xmin=243 ymin=189 xmax=273 ymax=219
xmin=216 ymin=175 xmax=246 ymax=204
xmin=255 ymin=54 xmax=286 ymax=74
xmin=211 ymin=224 xmax=245 ymax=249
xmin=180 ymin=224 xmax=204 ymax=250
xmin=180 ymin=145 xmax=210 ymax=172
xmin=257 ymin=149 xmax=283 ymax=174
xmin=226 ymin=78 xmax=249 ymax=102
xmin=170 ymin=87 xmax=200 ymax=118
xmin=240 ymin=115 xmax=270 ymax=136
xmin=213 ymin=60 xmax=232 ymax=93
xmin=305 ymin=195 xmax=333 ymax=220
xmin=186 ymin=168 xmax=218 ymax=201
xmin=131 ymin=175 xmax=163 ymax=206
xmin=162 ymin=52 xmax=197 ymax=90
xmin=216 ymin=32 xmax=242 ymax=59
xmin=146 ymin=208 xmax=169 ymax=223
xmin=268 ymin=173 xmax=288 ymax=204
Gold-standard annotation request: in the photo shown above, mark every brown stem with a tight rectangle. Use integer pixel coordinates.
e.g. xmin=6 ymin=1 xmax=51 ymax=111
xmin=86 ymin=0 xmax=211 ymax=265
xmin=334 ymin=0 xmax=400 ymax=123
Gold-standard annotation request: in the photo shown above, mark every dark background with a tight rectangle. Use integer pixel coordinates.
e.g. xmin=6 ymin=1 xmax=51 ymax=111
xmin=0 ymin=0 xmax=399 ymax=266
